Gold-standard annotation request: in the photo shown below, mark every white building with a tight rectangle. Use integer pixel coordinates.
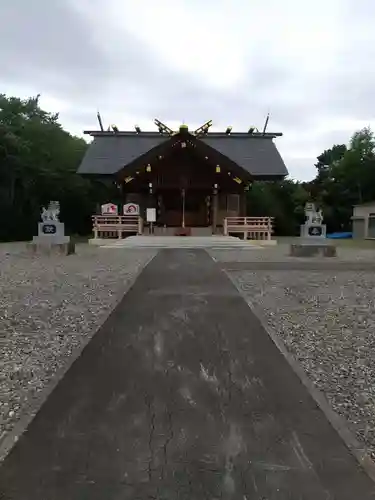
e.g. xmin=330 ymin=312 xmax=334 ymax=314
xmin=351 ymin=201 xmax=375 ymax=239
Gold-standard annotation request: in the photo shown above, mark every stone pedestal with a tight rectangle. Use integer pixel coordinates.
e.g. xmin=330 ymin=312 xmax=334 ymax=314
xmin=290 ymin=240 xmax=336 ymax=257
xmin=28 ymin=222 xmax=75 ymax=255
xmin=27 ymin=241 xmax=75 ymax=256
xmin=294 ymin=202 xmax=334 ymax=256
xmin=300 ymin=223 xmax=327 ymax=238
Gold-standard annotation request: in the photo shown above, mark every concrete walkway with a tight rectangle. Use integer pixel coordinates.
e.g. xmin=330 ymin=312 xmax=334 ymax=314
xmin=0 ymin=250 xmax=374 ymax=499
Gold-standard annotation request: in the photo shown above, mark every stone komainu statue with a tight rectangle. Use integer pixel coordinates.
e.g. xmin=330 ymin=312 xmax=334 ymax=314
xmin=41 ymin=201 xmax=60 ymax=222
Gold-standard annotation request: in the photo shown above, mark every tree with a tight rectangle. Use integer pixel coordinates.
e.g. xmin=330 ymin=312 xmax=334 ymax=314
xmin=0 ymin=93 xmax=101 ymax=240
xmin=249 ymin=179 xmax=308 ymax=235
xmin=305 ymin=127 xmax=375 ymax=232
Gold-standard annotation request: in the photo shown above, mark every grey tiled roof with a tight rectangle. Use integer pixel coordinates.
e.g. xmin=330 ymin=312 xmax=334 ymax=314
xmin=78 ymin=134 xmax=167 ymax=175
xmin=201 ymin=135 xmax=287 ymax=177
xmin=77 ymin=132 xmax=288 ymax=178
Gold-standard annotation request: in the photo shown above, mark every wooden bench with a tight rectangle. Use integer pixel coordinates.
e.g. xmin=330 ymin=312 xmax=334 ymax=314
xmin=223 ymin=217 xmax=273 ymax=241
xmin=92 ymin=215 xmax=143 ymax=239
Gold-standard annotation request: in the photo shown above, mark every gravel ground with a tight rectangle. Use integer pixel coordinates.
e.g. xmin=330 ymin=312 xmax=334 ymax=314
xmin=228 ymin=268 xmax=375 ymax=456
xmin=0 ymin=243 xmax=156 ymax=451
xmin=210 ymin=243 xmax=375 ymax=262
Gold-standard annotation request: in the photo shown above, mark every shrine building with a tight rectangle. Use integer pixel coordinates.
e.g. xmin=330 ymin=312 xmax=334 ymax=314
xmin=77 ymin=119 xmax=288 ymax=236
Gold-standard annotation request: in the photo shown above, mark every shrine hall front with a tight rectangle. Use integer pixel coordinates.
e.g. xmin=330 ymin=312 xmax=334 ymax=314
xmin=78 ymin=121 xmax=288 ymax=234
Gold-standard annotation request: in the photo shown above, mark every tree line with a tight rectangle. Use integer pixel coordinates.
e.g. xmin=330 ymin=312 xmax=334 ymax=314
xmin=1 ymin=93 xmax=374 ymax=240
xmin=250 ymin=126 xmax=375 ymax=235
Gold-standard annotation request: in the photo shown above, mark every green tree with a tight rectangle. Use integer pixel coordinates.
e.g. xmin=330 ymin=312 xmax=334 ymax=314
xmin=306 ymin=127 xmax=375 ymax=232
xmin=249 ymin=179 xmax=309 ymax=235
xmin=0 ymin=93 xmax=99 ymax=240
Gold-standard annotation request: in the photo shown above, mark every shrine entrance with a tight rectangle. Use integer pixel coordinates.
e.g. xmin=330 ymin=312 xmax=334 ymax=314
xmin=157 ymin=189 xmax=211 ymax=228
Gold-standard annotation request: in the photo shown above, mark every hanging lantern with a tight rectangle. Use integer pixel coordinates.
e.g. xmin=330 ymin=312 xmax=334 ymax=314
xmin=216 ymin=165 xmax=221 ymax=173
xmin=146 ymin=164 xmax=152 ymax=172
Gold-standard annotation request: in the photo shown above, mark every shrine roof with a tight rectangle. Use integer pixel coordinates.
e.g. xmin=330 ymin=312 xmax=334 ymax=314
xmin=77 ymin=131 xmax=288 ymax=179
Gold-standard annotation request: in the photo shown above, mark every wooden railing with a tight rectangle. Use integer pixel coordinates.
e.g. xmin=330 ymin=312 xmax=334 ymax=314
xmin=223 ymin=217 xmax=274 ymax=240
xmin=92 ymin=215 xmax=143 ymax=239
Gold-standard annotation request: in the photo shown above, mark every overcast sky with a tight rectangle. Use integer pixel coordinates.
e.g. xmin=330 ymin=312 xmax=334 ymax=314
xmin=1 ymin=0 xmax=374 ymax=181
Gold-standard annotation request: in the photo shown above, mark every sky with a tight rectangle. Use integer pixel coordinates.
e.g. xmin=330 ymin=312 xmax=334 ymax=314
xmin=1 ymin=0 xmax=374 ymax=181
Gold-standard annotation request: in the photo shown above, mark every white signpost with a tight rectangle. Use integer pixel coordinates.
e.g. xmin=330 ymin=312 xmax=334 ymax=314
xmin=146 ymin=208 xmax=156 ymax=222
xmin=146 ymin=208 xmax=156 ymax=234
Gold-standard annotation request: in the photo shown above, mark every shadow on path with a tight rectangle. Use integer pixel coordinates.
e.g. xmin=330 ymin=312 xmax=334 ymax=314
xmin=0 ymin=249 xmax=374 ymax=499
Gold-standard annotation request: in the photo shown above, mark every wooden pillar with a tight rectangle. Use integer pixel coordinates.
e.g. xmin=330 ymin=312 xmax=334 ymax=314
xmin=138 ymin=217 xmax=143 ymax=235
xmin=212 ymin=188 xmax=218 ymax=234
xmin=181 ymin=188 xmax=186 ymax=228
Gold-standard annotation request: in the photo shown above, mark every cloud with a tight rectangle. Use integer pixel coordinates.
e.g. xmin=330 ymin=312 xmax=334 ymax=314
xmin=1 ymin=0 xmax=375 ymax=181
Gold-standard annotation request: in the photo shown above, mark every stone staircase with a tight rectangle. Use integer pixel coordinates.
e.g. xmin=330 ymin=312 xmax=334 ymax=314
xmin=99 ymin=236 xmax=263 ymax=249
xmin=148 ymin=226 xmax=215 ymax=236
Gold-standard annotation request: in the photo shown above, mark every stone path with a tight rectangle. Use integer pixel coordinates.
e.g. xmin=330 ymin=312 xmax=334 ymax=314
xmin=0 ymin=249 xmax=374 ymax=499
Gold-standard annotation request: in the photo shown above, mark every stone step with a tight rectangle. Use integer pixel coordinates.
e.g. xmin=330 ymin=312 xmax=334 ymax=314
xmin=97 ymin=236 xmax=264 ymax=249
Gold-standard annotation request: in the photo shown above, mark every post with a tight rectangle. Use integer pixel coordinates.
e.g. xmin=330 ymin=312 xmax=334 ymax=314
xmin=212 ymin=188 xmax=218 ymax=234
xmin=138 ymin=216 xmax=143 ymax=235
xmin=267 ymin=217 xmax=272 ymax=240
xmin=117 ymin=216 xmax=121 ymax=239
xmin=181 ymin=188 xmax=186 ymax=228
xmin=224 ymin=217 xmax=228 ymax=236
xmin=93 ymin=216 xmax=98 ymax=239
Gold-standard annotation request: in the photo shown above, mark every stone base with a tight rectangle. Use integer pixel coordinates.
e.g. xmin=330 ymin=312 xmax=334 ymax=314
xmin=249 ymin=239 xmax=277 ymax=246
xmin=300 ymin=223 xmax=327 ymax=238
xmin=290 ymin=243 xmax=336 ymax=257
xmin=32 ymin=235 xmax=70 ymax=245
xmin=27 ymin=241 xmax=75 ymax=256
xmin=89 ymin=238 xmax=116 ymax=246
xmin=174 ymin=227 xmax=192 ymax=236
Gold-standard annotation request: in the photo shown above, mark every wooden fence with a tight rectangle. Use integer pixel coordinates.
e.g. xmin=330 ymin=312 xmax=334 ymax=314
xmin=223 ymin=217 xmax=273 ymax=240
xmin=92 ymin=215 xmax=143 ymax=239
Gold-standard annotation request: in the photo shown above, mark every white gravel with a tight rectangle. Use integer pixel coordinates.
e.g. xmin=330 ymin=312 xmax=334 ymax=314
xmin=229 ymin=269 xmax=375 ymax=456
xmin=0 ymin=243 xmax=156 ymax=449
xmin=210 ymin=243 xmax=375 ymax=262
